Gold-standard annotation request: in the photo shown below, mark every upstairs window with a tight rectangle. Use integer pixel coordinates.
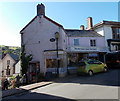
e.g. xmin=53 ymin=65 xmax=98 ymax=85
xmin=74 ymin=39 xmax=79 ymax=46
xmin=7 ymin=60 xmax=10 ymax=65
xmin=113 ymin=28 xmax=120 ymax=33
xmin=112 ymin=27 xmax=120 ymax=39
xmin=90 ymin=40 xmax=96 ymax=47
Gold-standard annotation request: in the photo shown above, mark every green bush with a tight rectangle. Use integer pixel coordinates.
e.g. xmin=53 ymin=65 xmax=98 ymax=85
xmin=9 ymin=76 xmax=16 ymax=80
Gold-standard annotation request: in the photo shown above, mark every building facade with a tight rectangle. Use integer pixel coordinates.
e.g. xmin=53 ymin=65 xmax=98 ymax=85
xmin=1 ymin=54 xmax=19 ymax=76
xmin=90 ymin=20 xmax=120 ymax=52
xmin=65 ymin=30 xmax=107 ymax=69
xmin=0 ymin=59 xmax=2 ymax=77
xmin=21 ymin=4 xmax=118 ymax=77
xmin=20 ymin=4 xmax=67 ymax=77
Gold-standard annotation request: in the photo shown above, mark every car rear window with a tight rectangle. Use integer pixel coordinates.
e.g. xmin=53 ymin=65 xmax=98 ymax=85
xmin=78 ymin=62 xmax=86 ymax=66
xmin=88 ymin=61 xmax=94 ymax=64
xmin=88 ymin=60 xmax=102 ymax=64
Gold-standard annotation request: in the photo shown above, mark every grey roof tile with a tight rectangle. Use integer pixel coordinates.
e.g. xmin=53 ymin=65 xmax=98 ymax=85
xmin=65 ymin=29 xmax=103 ymax=37
xmin=9 ymin=53 xmax=19 ymax=61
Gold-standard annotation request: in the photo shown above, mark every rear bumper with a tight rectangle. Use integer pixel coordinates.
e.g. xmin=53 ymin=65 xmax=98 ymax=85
xmin=76 ymin=69 xmax=88 ymax=75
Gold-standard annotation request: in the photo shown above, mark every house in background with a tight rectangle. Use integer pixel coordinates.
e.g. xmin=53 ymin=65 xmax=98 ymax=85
xmin=87 ymin=17 xmax=120 ymax=52
xmin=20 ymin=4 xmax=68 ymax=78
xmin=2 ymin=53 xmax=20 ymax=77
xmin=0 ymin=48 xmax=2 ymax=76
xmin=15 ymin=61 xmax=21 ymax=75
xmin=66 ymin=29 xmax=107 ymax=64
xmin=0 ymin=59 xmax=2 ymax=77
xmin=0 ymin=48 xmax=2 ymax=59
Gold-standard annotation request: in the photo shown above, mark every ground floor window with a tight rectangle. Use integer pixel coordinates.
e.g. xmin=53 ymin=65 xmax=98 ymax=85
xmin=67 ymin=53 xmax=100 ymax=66
xmin=29 ymin=63 xmax=36 ymax=73
xmin=67 ymin=53 xmax=88 ymax=65
xmin=46 ymin=59 xmax=64 ymax=68
xmin=6 ymin=66 xmax=10 ymax=75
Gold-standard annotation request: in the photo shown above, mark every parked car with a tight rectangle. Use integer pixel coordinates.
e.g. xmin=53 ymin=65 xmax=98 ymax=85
xmin=105 ymin=51 xmax=120 ymax=68
xmin=76 ymin=59 xmax=108 ymax=76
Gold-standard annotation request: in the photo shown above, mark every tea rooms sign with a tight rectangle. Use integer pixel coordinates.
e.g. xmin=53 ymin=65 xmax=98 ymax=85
xmin=70 ymin=47 xmax=98 ymax=52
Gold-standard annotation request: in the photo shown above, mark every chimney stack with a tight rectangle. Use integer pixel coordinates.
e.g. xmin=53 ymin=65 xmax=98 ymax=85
xmin=80 ymin=25 xmax=85 ymax=30
xmin=86 ymin=17 xmax=93 ymax=30
xmin=37 ymin=3 xmax=45 ymax=16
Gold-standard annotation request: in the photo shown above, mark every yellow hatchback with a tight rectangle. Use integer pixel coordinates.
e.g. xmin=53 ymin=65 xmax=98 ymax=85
xmin=76 ymin=59 xmax=108 ymax=76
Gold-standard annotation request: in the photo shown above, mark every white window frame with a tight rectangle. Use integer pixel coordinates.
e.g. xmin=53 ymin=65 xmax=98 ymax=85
xmin=74 ymin=39 xmax=79 ymax=46
xmin=90 ymin=39 xmax=96 ymax=47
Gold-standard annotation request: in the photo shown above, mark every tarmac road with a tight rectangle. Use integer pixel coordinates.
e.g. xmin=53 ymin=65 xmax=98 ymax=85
xmin=2 ymin=69 xmax=120 ymax=100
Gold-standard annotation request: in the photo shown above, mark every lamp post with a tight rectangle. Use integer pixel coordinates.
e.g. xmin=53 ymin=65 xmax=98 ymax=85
xmin=55 ymin=32 xmax=60 ymax=77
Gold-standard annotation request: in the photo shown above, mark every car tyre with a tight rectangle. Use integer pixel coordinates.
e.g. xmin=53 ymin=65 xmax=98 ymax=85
xmin=88 ymin=70 xmax=93 ymax=76
xmin=104 ymin=67 xmax=108 ymax=72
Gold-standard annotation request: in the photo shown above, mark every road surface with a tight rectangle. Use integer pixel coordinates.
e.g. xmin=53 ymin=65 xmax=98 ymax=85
xmin=2 ymin=69 xmax=120 ymax=100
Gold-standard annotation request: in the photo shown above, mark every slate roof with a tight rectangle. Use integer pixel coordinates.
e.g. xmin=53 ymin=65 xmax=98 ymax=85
xmin=9 ymin=53 xmax=19 ymax=61
xmin=92 ymin=20 xmax=120 ymax=29
xmin=65 ymin=29 xmax=103 ymax=37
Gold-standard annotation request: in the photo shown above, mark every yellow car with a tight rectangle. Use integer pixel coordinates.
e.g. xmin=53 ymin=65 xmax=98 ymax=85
xmin=77 ymin=59 xmax=108 ymax=76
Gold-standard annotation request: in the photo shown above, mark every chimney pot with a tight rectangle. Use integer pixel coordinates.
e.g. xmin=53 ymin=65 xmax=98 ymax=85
xmin=37 ymin=3 xmax=45 ymax=16
xmin=80 ymin=25 xmax=84 ymax=30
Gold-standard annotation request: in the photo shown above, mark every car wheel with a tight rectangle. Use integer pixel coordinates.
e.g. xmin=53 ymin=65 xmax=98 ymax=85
xmin=104 ymin=67 xmax=108 ymax=72
xmin=88 ymin=70 xmax=93 ymax=76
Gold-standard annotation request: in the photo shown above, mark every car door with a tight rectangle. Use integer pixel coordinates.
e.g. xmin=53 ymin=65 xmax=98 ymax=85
xmin=88 ymin=60 xmax=98 ymax=73
xmin=93 ymin=60 xmax=103 ymax=72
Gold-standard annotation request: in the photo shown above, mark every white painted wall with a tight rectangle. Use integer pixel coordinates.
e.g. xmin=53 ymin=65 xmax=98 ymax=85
xmin=95 ymin=25 xmax=113 ymax=48
xmin=0 ymin=59 xmax=2 ymax=77
xmin=15 ymin=61 xmax=21 ymax=74
xmin=104 ymin=25 xmax=113 ymax=46
xmin=68 ymin=36 xmax=106 ymax=48
xmin=22 ymin=16 xmax=67 ymax=75
xmin=0 ymin=47 xmax=2 ymax=59
xmin=95 ymin=27 xmax=104 ymax=36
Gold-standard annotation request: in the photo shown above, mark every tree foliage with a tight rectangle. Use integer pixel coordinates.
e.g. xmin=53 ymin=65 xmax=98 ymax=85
xmin=1 ymin=46 xmax=20 ymax=56
xmin=20 ymin=45 xmax=32 ymax=76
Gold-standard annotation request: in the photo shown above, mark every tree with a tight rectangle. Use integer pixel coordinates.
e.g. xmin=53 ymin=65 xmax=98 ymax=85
xmin=20 ymin=45 xmax=32 ymax=76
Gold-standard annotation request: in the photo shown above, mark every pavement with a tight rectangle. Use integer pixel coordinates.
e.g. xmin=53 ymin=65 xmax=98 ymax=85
xmin=1 ymin=74 xmax=76 ymax=99
xmin=1 ymin=81 xmax=53 ymax=98
xmin=0 ymin=68 xmax=80 ymax=99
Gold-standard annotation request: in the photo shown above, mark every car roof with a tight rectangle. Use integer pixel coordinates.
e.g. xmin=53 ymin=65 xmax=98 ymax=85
xmin=80 ymin=59 xmax=100 ymax=62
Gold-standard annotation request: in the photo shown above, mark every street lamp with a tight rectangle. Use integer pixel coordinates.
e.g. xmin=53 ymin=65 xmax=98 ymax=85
xmin=55 ymin=32 xmax=60 ymax=77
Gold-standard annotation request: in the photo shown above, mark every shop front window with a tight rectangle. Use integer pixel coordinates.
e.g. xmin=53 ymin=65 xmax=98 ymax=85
xmin=46 ymin=59 xmax=63 ymax=68
xmin=67 ymin=53 xmax=79 ymax=67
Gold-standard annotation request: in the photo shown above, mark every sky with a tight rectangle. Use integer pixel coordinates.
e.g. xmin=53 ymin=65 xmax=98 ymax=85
xmin=0 ymin=2 xmax=118 ymax=47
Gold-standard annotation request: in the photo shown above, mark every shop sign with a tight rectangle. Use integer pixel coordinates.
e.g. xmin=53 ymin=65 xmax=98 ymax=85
xmin=44 ymin=51 xmax=64 ymax=55
xmin=71 ymin=47 xmax=98 ymax=52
